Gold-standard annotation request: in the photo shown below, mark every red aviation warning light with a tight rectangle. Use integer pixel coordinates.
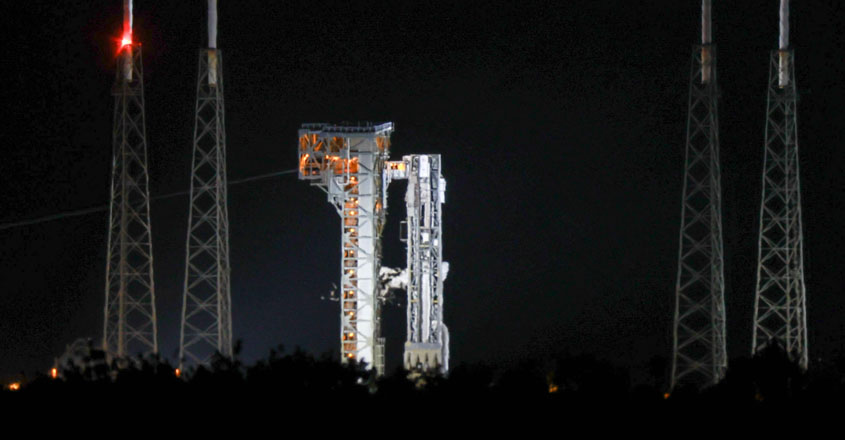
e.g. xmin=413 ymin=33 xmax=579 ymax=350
xmin=114 ymin=33 xmax=133 ymax=59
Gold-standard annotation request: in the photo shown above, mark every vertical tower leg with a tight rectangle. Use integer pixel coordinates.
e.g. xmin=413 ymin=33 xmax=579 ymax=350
xmin=670 ymin=44 xmax=727 ymax=389
xmin=179 ymin=48 xmax=233 ymax=368
xmin=752 ymin=49 xmax=807 ymax=369
xmin=103 ymin=44 xmax=158 ymax=359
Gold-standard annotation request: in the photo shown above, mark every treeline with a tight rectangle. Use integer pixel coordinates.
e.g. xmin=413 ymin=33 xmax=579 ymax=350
xmin=3 ymin=343 xmax=845 ymax=413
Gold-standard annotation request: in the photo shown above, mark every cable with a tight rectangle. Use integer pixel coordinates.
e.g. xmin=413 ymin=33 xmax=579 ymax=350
xmin=227 ymin=168 xmax=298 ymax=186
xmin=0 ymin=205 xmax=108 ymax=231
xmin=0 ymin=168 xmax=298 ymax=232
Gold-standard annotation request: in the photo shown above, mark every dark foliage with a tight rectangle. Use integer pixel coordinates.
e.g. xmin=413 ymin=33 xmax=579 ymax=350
xmin=4 ymin=342 xmax=845 ymax=421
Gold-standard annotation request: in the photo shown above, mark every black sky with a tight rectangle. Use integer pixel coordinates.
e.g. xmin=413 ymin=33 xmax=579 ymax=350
xmin=2 ymin=0 xmax=845 ymax=382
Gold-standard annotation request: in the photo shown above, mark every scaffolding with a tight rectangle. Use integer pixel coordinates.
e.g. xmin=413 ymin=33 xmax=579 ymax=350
xmin=103 ymin=43 xmax=158 ymax=358
xmin=299 ymin=123 xmax=393 ymax=373
xmin=752 ymin=48 xmax=808 ymax=368
xmin=670 ymin=0 xmax=727 ymax=389
xmin=179 ymin=46 xmax=232 ymax=369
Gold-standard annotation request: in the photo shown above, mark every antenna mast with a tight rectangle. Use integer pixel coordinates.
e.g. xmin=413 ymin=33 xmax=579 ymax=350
xmin=179 ymin=0 xmax=233 ymax=368
xmin=752 ymin=0 xmax=808 ymax=368
xmin=670 ymin=0 xmax=727 ymax=389
xmin=103 ymin=0 xmax=158 ymax=359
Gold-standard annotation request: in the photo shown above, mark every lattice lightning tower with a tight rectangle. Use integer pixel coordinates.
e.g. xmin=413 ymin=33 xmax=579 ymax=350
xmin=103 ymin=0 xmax=158 ymax=358
xmin=179 ymin=0 xmax=233 ymax=368
xmin=752 ymin=0 xmax=808 ymax=368
xmin=670 ymin=0 xmax=727 ymax=389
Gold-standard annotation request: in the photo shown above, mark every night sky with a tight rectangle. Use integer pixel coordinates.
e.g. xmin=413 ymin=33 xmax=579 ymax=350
xmin=2 ymin=1 xmax=845 ymax=383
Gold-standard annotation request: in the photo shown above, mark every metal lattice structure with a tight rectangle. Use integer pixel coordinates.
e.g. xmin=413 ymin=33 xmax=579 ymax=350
xmin=752 ymin=47 xmax=807 ymax=368
xmin=387 ymin=156 xmax=449 ymax=373
xmin=179 ymin=47 xmax=232 ymax=368
xmin=299 ymin=123 xmax=393 ymax=374
xmin=670 ymin=30 xmax=727 ymax=387
xmin=103 ymin=43 xmax=158 ymax=358
xmin=299 ymin=125 xmax=451 ymax=375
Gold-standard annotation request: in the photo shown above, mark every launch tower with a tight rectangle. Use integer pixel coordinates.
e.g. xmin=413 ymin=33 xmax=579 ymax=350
xmin=299 ymin=123 xmax=393 ymax=372
xmin=299 ymin=124 xmax=450 ymax=375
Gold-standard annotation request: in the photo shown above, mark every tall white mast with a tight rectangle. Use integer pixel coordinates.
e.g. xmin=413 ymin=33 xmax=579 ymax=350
xmin=752 ymin=0 xmax=808 ymax=369
xmin=179 ymin=0 xmax=233 ymax=369
xmin=670 ymin=0 xmax=727 ymax=389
